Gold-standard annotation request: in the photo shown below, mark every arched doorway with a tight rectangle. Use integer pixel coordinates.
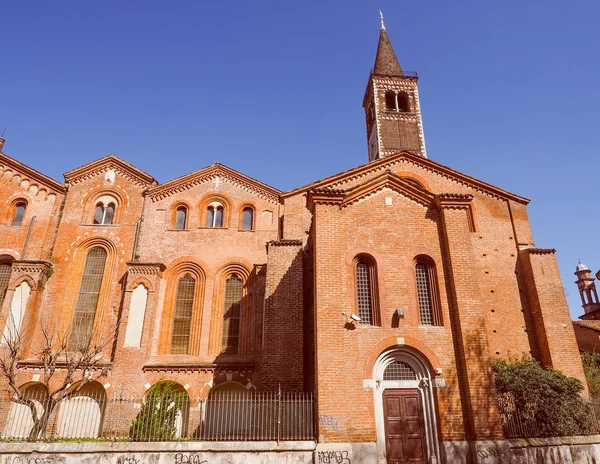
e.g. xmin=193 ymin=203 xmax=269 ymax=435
xmin=2 ymin=383 xmax=47 ymax=439
xmin=201 ymin=381 xmax=248 ymax=440
xmin=56 ymin=382 xmax=106 ymax=438
xmin=373 ymin=348 xmax=440 ymax=464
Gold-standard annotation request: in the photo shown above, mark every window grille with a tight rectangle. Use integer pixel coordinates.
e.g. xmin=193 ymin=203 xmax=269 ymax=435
xmin=12 ymin=204 xmax=26 ymax=226
xmin=242 ymin=208 xmax=253 ymax=230
xmin=0 ymin=263 xmax=12 ymax=309
xmin=415 ymin=263 xmax=433 ymax=325
xmin=221 ymin=274 xmax=243 ymax=353
xmin=356 ymin=262 xmax=373 ymax=325
xmin=383 ymin=361 xmax=417 ymax=381
xmin=69 ymin=247 xmax=107 ymax=350
xmin=171 ymin=274 xmax=195 ymax=354
xmin=175 ymin=207 xmax=187 ymax=230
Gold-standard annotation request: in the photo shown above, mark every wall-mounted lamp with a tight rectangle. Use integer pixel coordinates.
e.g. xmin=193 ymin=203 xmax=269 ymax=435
xmin=395 ymin=308 xmax=404 ymax=319
xmin=342 ymin=312 xmax=361 ymax=325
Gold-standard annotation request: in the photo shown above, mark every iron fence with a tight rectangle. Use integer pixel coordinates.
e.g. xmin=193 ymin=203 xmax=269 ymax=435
xmin=0 ymin=389 xmax=314 ymax=442
xmin=498 ymin=394 xmax=600 ymax=439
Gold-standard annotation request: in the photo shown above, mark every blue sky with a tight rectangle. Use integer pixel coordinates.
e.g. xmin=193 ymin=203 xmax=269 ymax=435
xmin=2 ymin=1 xmax=599 ymax=318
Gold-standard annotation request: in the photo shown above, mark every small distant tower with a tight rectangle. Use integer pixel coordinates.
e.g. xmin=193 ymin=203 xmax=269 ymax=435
xmin=363 ymin=12 xmax=427 ymax=161
xmin=575 ymin=261 xmax=600 ymax=318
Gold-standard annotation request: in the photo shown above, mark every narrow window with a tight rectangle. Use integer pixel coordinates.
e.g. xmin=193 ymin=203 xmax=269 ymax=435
xmin=170 ymin=274 xmax=195 ymax=354
xmin=397 ymin=91 xmax=410 ymax=112
xmin=356 ymin=261 xmax=373 ymax=325
xmin=93 ymin=204 xmax=104 ymax=224
xmin=214 ymin=206 xmax=223 ymax=228
xmin=385 ymin=90 xmax=396 ymax=110
xmin=93 ymin=202 xmax=116 ymax=225
xmin=206 ymin=207 xmax=215 ymax=228
xmin=12 ymin=203 xmax=26 ymax=226
xmin=0 ymin=263 xmax=12 ymax=310
xmin=241 ymin=207 xmax=253 ymax=230
xmin=69 ymin=247 xmax=107 ymax=350
xmin=175 ymin=206 xmax=187 ymax=230
xmin=221 ymin=274 xmax=243 ymax=353
xmin=415 ymin=258 xmax=442 ymax=326
xmin=103 ymin=203 xmax=114 ymax=225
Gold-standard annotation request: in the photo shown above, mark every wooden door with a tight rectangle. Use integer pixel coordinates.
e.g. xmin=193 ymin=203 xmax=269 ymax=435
xmin=383 ymin=389 xmax=427 ymax=464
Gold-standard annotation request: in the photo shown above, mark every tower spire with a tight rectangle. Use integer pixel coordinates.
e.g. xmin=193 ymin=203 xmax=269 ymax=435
xmin=373 ymin=16 xmax=403 ymax=76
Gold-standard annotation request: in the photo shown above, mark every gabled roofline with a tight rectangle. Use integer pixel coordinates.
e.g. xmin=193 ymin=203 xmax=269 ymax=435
xmin=146 ymin=163 xmax=281 ymax=202
xmin=0 ymin=152 xmax=65 ymax=193
xmin=283 ymin=151 xmax=530 ymax=205
xmin=63 ymin=154 xmax=156 ymax=185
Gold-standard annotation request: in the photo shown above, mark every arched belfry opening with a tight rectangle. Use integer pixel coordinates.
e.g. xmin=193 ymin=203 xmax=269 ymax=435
xmin=373 ymin=348 xmax=440 ymax=463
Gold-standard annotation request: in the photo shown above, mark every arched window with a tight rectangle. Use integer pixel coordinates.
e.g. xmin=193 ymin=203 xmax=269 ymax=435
xmin=241 ymin=207 xmax=254 ymax=230
xmin=93 ymin=202 xmax=115 ymax=225
xmin=385 ymin=90 xmax=396 ymax=110
xmin=0 ymin=261 xmax=13 ymax=310
xmin=397 ymin=91 xmax=410 ymax=112
xmin=12 ymin=202 xmax=26 ymax=226
xmin=69 ymin=247 xmax=107 ymax=350
xmin=171 ymin=273 xmax=196 ymax=354
xmin=206 ymin=203 xmax=224 ymax=228
xmin=175 ymin=206 xmax=187 ymax=230
xmin=221 ymin=274 xmax=243 ymax=353
xmin=355 ymin=255 xmax=380 ymax=326
xmin=415 ymin=258 xmax=442 ymax=326
xmin=383 ymin=361 xmax=417 ymax=381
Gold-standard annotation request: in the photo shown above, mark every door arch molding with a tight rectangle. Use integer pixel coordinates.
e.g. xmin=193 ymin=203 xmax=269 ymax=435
xmin=373 ymin=347 xmax=440 ymax=463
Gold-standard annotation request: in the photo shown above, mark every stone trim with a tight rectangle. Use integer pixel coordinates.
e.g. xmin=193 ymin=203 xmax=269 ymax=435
xmin=142 ymin=362 xmax=255 ymax=373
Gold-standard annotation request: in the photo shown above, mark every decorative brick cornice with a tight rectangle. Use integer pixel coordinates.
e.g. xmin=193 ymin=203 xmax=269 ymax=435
xmin=522 ymin=248 xmax=557 ymax=255
xmin=283 ymin=151 xmax=529 ymax=205
xmin=146 ymin=163 xmax=281 ymax=203
xmin=11 ymin=259 xmax=53 ymax=276
xmin=126 ymin=262 xmax=166 ymax=276
xmin=64 ymin=154 xmax=156 ymax=188
xmin=142 ymin=362 xmax=255 ymax=373
xmin=0 ymin=153 xmax=65 ymax=196
xmin=17 ymin=359 xmax=113 ymax=371
xmin=434 ymin=193 xmax=474 ymax=210
xmin=267 ymin=239 xmax=302 ymax=247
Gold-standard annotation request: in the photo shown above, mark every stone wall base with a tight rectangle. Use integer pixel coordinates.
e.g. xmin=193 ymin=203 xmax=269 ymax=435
xmin=0 ymin=441 xmax=315 ymax=464
xmin=3 ymin=436 xmax=600 ymax=464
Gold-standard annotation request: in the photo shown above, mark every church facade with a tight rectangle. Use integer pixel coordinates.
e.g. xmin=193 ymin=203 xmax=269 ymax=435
xmin=0 ymin=22 xmax=586 ymax=464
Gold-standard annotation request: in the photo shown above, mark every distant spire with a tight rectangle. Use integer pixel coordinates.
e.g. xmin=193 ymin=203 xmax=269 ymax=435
xmin=373 ymin=14 xmax=403 ymax=76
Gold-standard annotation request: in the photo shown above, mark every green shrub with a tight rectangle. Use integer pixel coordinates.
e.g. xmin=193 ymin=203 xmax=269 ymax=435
xmin=493 ymin=357 xmax=594 ymax=437
xmin=129 ymin=382 xmax=186 ymax=441
xmin=582 ymin=352 xmax=600 ymax=399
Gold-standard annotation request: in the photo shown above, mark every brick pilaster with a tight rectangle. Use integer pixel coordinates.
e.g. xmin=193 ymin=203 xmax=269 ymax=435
xmin=435 ymin=194 xmax=503 ymax=441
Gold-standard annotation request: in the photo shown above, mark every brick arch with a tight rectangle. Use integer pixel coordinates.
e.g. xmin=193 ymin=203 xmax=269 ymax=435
xmin=198 ymin=372 xmax=256 ymax=398
xmin=159 ymin=259 xmax=207 ymax=355
xmin=83 ymin=188 xmax=126 ymax=225
xmin=9 ymin=274 xmax=37 ymax=292
xmin=362 ymin=336 xmax=442 ymax=380
xmin=238 ymin=201 xmax=257 ymax=230
xmin=3 ymin=196 xmax=30 ymax=226
xmin=169 ymin=200 xmax=193 ymax=229
xmin=392 ymin=170 xmax=432 ymax=192
xmin=208 ymin=261 xmax=252 ymax=355
xmin=198 ymin=193 xmax=232 ymax=228
xmin=126 ymin=276 xmax=154 ymax=292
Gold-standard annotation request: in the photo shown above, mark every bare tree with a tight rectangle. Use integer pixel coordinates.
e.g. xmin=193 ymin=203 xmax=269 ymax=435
xmin=0 ymin=311 xmax=118 ymax=440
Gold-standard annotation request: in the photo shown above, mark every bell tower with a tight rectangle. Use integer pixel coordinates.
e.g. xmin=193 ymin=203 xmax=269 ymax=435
xmin=363 ymin=13 xmax=427 ymax=161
